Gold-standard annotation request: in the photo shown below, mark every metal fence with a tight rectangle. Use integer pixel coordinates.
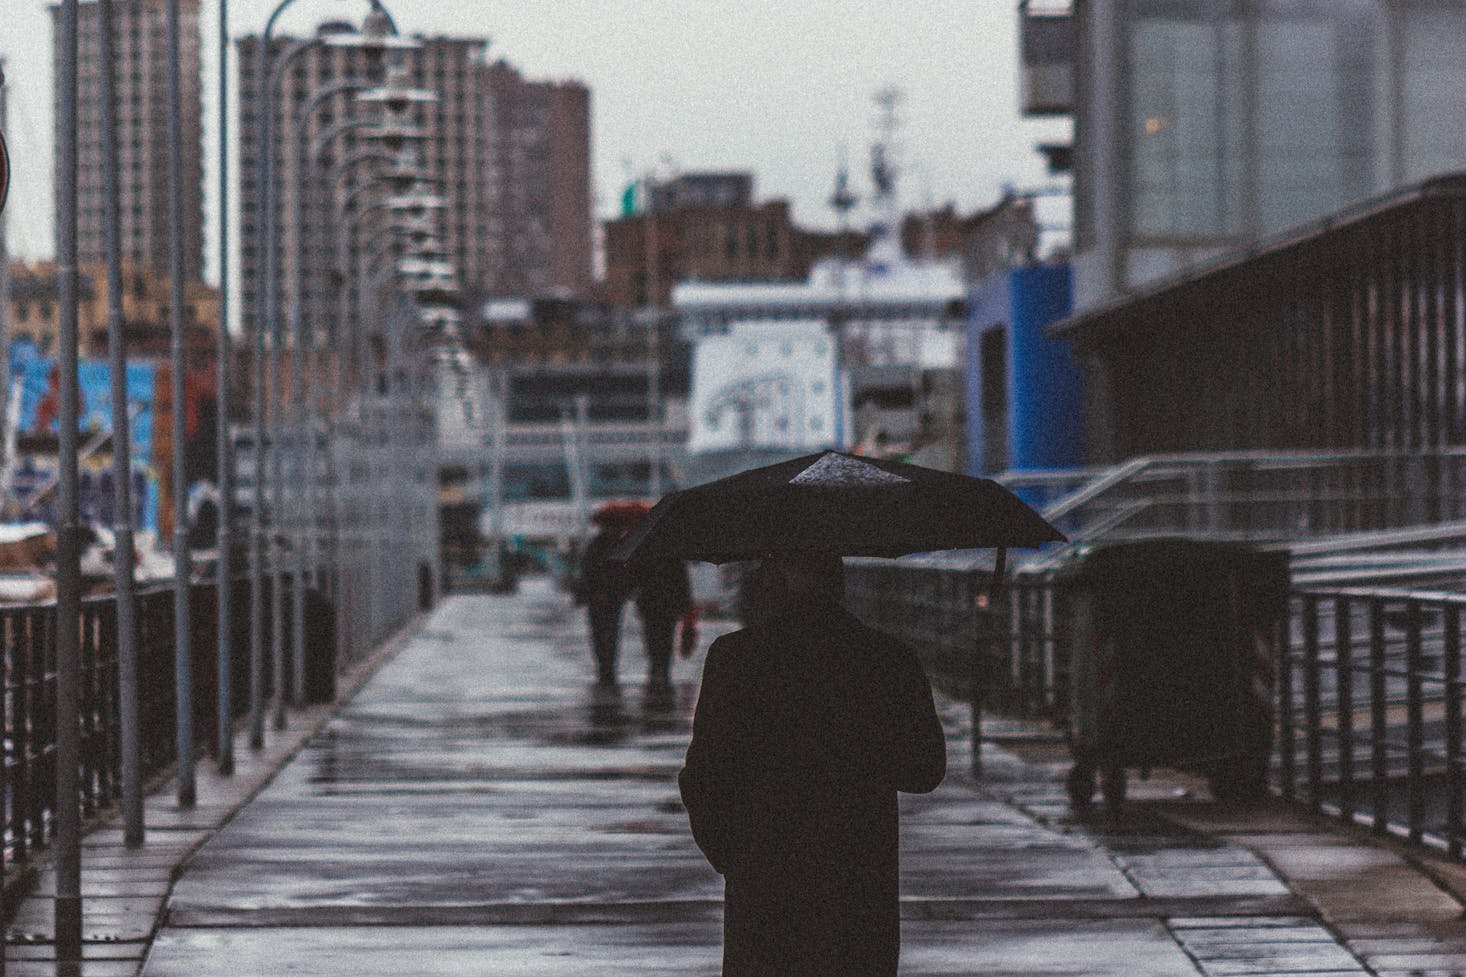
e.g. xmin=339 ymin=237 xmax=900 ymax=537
xmin=845 ymin=561 xmax=1069 ymax=718
xmin=846 ymin=561 xmax=1466 ymax=859
xmin=0 ymin=577 xmax=289 ymax=869
xmin=1283 ymin=587 xmax=1466 ymax=854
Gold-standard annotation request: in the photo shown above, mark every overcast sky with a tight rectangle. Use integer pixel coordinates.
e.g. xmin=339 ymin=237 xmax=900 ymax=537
xmin=0 ymin=0 xmax=1070 ymax=279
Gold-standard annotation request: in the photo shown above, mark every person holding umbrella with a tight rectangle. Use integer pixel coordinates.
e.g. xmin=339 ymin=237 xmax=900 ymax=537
xmin=682 ymin=549 xmax=945 ymax=975
xmin=575 ymin=501 xmax=648 ymax=686
xmin=608 ymin=451 xmax=1063 ymax=977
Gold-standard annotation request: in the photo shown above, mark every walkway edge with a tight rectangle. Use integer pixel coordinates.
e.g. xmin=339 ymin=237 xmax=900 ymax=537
xmin=3 ymin=610 xmax=431 ymax=974
xmin=981 ymin=709 xmax=1466 ymax=976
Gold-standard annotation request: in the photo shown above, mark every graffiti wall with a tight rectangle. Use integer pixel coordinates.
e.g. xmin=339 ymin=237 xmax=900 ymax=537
xmin=8 ymin=343 xmax=217 ymax=536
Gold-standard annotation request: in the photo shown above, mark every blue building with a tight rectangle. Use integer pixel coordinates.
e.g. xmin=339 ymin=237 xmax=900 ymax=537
xmin=965 ymin=263 xmax=1082 ymax=477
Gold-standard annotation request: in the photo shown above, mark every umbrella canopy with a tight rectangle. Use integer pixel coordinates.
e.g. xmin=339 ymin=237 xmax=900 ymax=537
xmin=591 ymin=499 xmax=654 ymax=529
xmin=608 ymin=451 xmax=1064 ymax=566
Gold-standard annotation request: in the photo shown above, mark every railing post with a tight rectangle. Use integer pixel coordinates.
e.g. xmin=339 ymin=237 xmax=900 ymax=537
xmin=1302 ymin=595 xmax=1323 ymax=807
xmin=1334 ymin=596 xmax=1355 ymax=821
xmin=971 ymin=570 xmax=989 ymax=778
xmin=1278 ymin=596 xmax=1297 ymax=802
xmin=1445 ymin=602 xmax=1462 ymax=859
xmin=54 ymin=0 xmax=85 ymax=954
xmin=1042 ymin=582 xmax=1056 ymax=713
xmin=1369 ymin=599 xmax=1388 ymax=835
xmin=1405 ymin=601 xmax=1425 ymax=844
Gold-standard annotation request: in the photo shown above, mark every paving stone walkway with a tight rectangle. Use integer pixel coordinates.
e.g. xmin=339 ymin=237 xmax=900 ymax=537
xmin=13 ymin=577 xmax=1466 ymax=975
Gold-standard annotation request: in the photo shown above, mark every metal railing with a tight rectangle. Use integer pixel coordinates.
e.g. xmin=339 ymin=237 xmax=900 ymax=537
xmin=846 ymin=558 xmax=1466 ymax=860
xmin=846 ymin=562 xmax=1067 ymax=719
xmin=1283 ymin=588 xmax=1466 ymax=854
xmin=0 ymin=576 xmax=288 ymax=870
xmin=1012 ymin=450 xmax=1466 ymax=571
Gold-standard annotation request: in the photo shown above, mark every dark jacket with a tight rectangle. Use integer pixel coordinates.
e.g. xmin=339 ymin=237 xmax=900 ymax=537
xmin=576 ymin=529 xmax=630 ymax=606
xmin=633 ymin=559 xmax=692 ymax=620
xmin=679 ymin=598 xmax=946 ymax=977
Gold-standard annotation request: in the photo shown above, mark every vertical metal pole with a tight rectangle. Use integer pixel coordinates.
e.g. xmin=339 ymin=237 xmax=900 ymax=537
xmin=1369 ymin=600 xmax=1388 ymax=833
xmin=1301 ymin=595 xmax=1322 ymax=807
xmin=215 ymin=0 xmax=236 ymax=776
xmin=333 ymin=241 xmax=353 ymax=676
xmin=288 ymin=112 xmax=316 ymax=704
xmin=54 ymin=0 xmax=84 ymax=957
xmin=270 ymin=297 xmax=286 ymax=728
xmin=1405 ymin=601 xmax=1425 ymax=844
xmin=1278 ymin=602 xmax=1296 ymax=801
xmin=288 ymin=305 xmax=306 ymax=704
xmin=385 ymin=303 xmax=404 ymax=626
xmin=486 ymin=368 xmax=505 ymax=584
xmin=100 ymin=0 xmax=144 ymax=845
xmin=249 ymin=26 xmax=271 ymax=751
xmin=644 ymin=175 xmax=662 ymax=498
xmin=1334 ymin=597 xmax=1355 ymax=822
xmin=167 ymin=0 xmax=196 ymax=808
xmin=0 ymin=61 xmax=8 ymax=469
xmin=248 ymin=1 xmax=299 ymax=749
xmin=1445 ymin=603 xmax=1463 ymax=859
xmin=355 ymin=245 xmax=374 ymax=649
xmin=0 ymin=78 xmax=7 ymax=932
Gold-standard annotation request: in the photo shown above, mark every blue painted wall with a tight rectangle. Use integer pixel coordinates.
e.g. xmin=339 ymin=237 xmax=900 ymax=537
xmin=964 ymin=264 xmax=1083 ymax=476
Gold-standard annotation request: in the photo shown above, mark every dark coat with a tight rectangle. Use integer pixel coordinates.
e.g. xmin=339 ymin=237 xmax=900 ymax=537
xmin=633 ymin=559 xmax=692 ymax=620
xmin=576 ymin=529 xmax=631 ymax=606
xmin=679 ymin=599 xmax=946 ymax=977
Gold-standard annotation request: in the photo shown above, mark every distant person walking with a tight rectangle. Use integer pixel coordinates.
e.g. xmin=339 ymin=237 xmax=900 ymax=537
xmin=633 ymin=557 xmax=691 ymax=689
xmin=575 ymin=511 xmax=635 ymax=685
xmin=679 ymin=552 xmax=946 ymax=977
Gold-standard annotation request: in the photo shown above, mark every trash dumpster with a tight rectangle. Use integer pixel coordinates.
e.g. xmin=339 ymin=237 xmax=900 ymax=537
xmin=1055 ymin=538 xmax=1289 ymax=810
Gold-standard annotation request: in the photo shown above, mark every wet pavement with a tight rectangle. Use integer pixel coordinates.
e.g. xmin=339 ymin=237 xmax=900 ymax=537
xmin=20 ymin=576 xmax=1463 ymax=975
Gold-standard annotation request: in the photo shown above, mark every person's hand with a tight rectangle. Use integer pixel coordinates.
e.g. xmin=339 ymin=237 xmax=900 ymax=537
xmin=678 ymin=607 xmax=700 ymax=658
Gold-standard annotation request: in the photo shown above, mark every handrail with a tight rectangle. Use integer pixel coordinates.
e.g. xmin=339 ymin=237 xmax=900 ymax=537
xmin=1039 ymin=455 xmax=1153 ymax=522
xmin=1286 ymin=520 xmax=1466 ymax=557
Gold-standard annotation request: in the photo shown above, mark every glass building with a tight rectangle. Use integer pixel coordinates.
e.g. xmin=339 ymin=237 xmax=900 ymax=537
xmin=1026 ymin=1 xmax=1466 ymax=311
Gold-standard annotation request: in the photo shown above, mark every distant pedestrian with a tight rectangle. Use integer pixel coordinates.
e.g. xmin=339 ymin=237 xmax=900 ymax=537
xmin=574 ymin=516 xmax=634 ymax=685
xmin=679 ymin=552 xmax=946 ymax=977
xmin=633 ymin=557 xmax=691 ymax=688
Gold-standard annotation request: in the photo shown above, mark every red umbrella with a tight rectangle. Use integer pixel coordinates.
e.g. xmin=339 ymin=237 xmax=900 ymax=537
xmin=591 ymin=499 xmax=653 ymax=529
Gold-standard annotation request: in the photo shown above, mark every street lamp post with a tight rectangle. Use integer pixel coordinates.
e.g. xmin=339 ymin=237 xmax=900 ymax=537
xmin=333 ymin=170 xmax=432 ymax=650
xmin=296 ymin=109 xmax=430 ymax=667
xmin=167 ymin=0 xmax=196 ymax=809
xmin=322 ymin=156 xmax=429 ymax=669
xmin=286 ymin=79 xmax=365 ymax=704
xmin=99 ymin=0 xmax=144 ymax=843
xmin=326 ymin=178 xmax=429 ymax=663
xmin=54 ymin=0 xmax=83 ymax=957
xmin=249 ymin=0 xmax=412 ymax=743
xmin=352 ymin=206 xmax=440 ymax=637
xmin=215 ymin=0 xmax=235 ymax=779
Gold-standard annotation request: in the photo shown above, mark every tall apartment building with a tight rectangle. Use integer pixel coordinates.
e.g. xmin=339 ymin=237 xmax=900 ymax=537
xmin=53 ymin=0 xmax=205 ymax=286
xmin=481 ymin=61 xmax=592 ymax=300
xmin=236 ymin=29 xmax=592 ymax=346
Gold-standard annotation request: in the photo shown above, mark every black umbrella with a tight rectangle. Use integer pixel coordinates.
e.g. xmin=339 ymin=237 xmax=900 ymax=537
xmin=608 ymin=450 xmax=1064 ymax=566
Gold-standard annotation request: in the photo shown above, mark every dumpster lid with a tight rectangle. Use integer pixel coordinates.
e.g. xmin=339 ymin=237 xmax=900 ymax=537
xmin=1053 ymin=537 xmax=1289 ymax=586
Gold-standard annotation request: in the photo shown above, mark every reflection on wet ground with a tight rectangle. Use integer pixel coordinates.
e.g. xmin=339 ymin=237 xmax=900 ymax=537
xmin=139 ymin=579 xmax=1380 ymax=976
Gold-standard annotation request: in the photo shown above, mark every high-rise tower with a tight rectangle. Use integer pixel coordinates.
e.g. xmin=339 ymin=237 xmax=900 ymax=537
xmin=53 ymin=0 xmax=205 ymax=284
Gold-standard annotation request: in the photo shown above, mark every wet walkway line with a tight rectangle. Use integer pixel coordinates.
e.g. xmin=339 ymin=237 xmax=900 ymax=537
xmin=128 ymin=580 xmax=1466 ymax=976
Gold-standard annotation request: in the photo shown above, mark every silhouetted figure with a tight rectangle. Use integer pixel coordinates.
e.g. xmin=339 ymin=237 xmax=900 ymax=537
xmin=576 ymin=524 xmax=632 ymax=685
xmin=680 ymin=552 xmax=946 ymax=977
xmin=634 ymin=558 xmax=692 ymax=688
